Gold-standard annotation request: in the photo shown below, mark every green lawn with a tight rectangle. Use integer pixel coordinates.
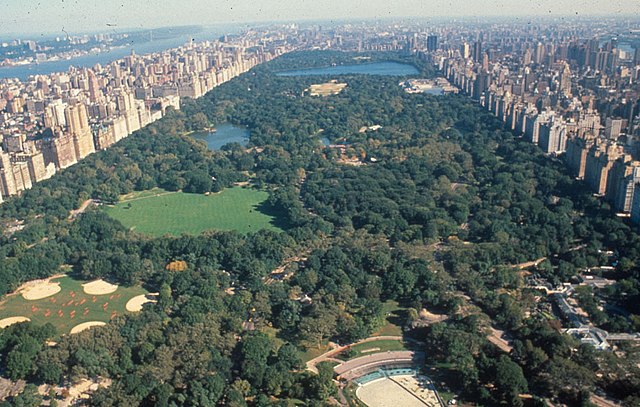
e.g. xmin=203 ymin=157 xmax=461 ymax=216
xmin=343 ymin=339 xmax=409 ymax=360
xmin=301 ymin=343 xmax=332 ymax=363
xmin=0 ymin=276 xmax=146 ymax=335
xmin=103 ymin=187 xmax=285 ymax=236
xmin=260 ymin=326 xmax=286 ymax=349
xmin=371 ymin=300 xmax=406 ymax=336
xmin=343 ymin=382 xmax=368 ymax=407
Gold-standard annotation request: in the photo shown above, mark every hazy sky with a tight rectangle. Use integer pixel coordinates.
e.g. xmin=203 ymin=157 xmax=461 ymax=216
xmin=1 ymin=0 xmax=639 ymax=36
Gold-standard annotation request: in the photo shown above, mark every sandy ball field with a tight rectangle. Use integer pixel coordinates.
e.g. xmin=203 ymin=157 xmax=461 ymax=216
xmin=69 ymin=321 xmax=106 ymax=334
xmin=0 ymin=316 xmax=31 ymax=329
xmin=21 ymin=280 xmax=62 ymax=300
xmin=125 ymin=293 xmax=158 ymax=312
xmin=82 ymin=280 xmax=118 ymax=295
xmin=356 ymin=376 xmax=427 ymax=407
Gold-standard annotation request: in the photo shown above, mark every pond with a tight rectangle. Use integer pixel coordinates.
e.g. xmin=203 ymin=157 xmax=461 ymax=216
xmin=191 ymin=123 xmax=249 ymax=150
xmin=276 ymin=62 xmax=419 ymax=77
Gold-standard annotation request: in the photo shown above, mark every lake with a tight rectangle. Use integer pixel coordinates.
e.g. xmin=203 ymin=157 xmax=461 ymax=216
xmin=276 ymin=62 xmax=419 ymax=77
xmin=192 ymin=123 xmax=249 ymax=150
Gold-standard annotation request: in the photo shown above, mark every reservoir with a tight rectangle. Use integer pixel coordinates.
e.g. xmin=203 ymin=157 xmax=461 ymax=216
xmin=192 ymin=123 xmax=249 ymax=150
xmin=276 ymin=62 xmax=419 ymax=77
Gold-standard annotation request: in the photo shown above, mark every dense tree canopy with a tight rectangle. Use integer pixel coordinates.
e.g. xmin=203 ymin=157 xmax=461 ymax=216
xmin=0 ymin=51 xmax=639 ymax=406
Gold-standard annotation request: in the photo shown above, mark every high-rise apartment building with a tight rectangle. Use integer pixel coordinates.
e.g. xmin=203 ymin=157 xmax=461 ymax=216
xmin=606 ymin=158 xmax=640 ymax=212
xmin=538 ymin=117 xmax=567 ymax=154
xmin=427 ymin=35 xmax=438 ymax=52
xmin=584 ymin=142 xmax=625 ymax=195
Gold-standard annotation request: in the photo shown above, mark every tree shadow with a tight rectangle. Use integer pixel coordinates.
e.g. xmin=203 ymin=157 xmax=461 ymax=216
xmin=387 ymin=309 xmax=407 ymax=329
xmin=255 ymin=200 xmax=292 ymax=231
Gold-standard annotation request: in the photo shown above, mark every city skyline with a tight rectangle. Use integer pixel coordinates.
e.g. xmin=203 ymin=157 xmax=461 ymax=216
xmin=2 ymin=0 xmax=640 ymax=36
xmin=0 ymin=11 xmax=640 ymax=406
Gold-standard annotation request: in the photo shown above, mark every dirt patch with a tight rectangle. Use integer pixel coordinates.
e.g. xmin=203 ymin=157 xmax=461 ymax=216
xmin=487 ymin=327 xmax=513 ymax=353
xmin=69 ymin=321 xmax=106 ymax=334
xmin=56 ymin=377 xmax=112 ymax=407
xmin=82 ymin=280 xmax=118 ymax=295
xmin=307 ymin=80 xmax=347 ymax=96
xmin=125 ymin=293 xmax=158 ymax=312
xmin=0 ymin=316 xmax=30 ymax=329
xmin=21 ymin=278 xmax=62 ymax=301
xmin=0 ymin=377 xmax=25 ymax=401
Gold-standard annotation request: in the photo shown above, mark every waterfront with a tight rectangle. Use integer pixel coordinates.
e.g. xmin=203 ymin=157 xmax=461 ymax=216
xmin=0 ymin=25 xmax=237 ymax=80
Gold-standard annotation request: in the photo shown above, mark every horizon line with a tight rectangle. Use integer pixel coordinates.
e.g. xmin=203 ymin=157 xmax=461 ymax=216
xmin=2 ymin=14 xmax=640 ymax=39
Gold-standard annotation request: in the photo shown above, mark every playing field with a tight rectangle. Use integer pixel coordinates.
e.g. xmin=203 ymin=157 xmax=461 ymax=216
xmin=308 ymin=81 xmax=347 ymax=96
xmin=103 ymin=187 xmax=284 ymax=236
xmin=356 ymin=375 xmax=442 ymax=407
xmin=0 ymin=276 xmax=147 ymax=335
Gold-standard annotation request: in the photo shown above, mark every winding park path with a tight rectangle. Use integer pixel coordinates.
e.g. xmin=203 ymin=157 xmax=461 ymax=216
xmin=306 ymin=335 xmax=404 ymax=373
xmin=590 ymin=394 xmax=622 ymax=407
xmin=119 ymin=190 xmax=177 ymax=203
xmin=68 ymin=199 xmax=95 ymax=220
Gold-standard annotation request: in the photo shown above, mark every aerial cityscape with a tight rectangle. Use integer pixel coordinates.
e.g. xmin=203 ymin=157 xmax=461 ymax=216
xmin=0 ymin=1 xmax=640 ymax=406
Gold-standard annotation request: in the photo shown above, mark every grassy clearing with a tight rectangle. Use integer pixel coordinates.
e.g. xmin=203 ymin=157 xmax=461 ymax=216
xmin=343 ymin=339 xmax=409 ymax=360
xmin=104 ymin=187 xmax=285 ymax=236
xmin=0 ymin=276 xmax=146 ymax=335
xmin=301 ymin=343 xmax=332 ymax=363
xmin=371 ymin=300 xmax=407 ymax=336
xmin=260 ymin=326 xmax=286 ymax=349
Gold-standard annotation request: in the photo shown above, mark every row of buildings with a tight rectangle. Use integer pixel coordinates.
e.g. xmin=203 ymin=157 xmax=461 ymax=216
xmin=422 ymin=30 xmax=640 ymax=225
xmin=0 ymin=28 xmax=294 ymax=202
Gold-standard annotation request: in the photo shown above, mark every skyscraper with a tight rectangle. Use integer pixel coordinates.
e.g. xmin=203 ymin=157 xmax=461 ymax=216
xmin=631 ymin=184 xmax=640 ymax=226
xmin=606 ymin=158 xmax=640 ymax=213
xmin=460 ymin=42 xmax=470 ymax=59
xmin=427 ymin=35 xmax=438 ymax=52
xmin=534 ymin=42 xmax=545 ymax=65
xmin=473 ymin=41 xmax=483 ymax=62
xmin=559 ymin=63 xmax=572 ymax=96
xmin=64 ymin=104 xmax=95 ymax=160
xmin=87 ymin=70 xmax=102 ymax=102
xmin=538 ymin=118 xmax=568 ymax=154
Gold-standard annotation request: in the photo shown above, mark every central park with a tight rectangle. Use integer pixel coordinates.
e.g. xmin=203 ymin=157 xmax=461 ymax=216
xmin=0 ymin=48 xmax=639 ymax=407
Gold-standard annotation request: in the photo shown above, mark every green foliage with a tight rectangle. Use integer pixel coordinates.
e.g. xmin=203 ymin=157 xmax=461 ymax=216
xmin=0 ymin=50 xmax=638 ymax=406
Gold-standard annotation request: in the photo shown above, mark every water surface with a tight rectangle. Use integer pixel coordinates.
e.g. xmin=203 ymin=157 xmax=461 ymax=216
xmin=276 ymin=62 xmax=419 ymax=77
xmin=0 ymin=25 xmax=237 ymax=80
xmin=192 ymin=123 xmax=249 ymax=150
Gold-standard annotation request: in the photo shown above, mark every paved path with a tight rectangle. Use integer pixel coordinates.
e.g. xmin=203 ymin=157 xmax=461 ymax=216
xmin=487 ymin=327 xmax=513 ymax=353
xmin=119 ymin=190 xmax=177 ymax=203
xmin=512 ymin=257 xmax=547 ymax=269
xmin=590 ymin=394 xmax=621 ymax=407
xmin=68 ymin=199 xmax=94 ymax=220
xmin=305 ymin=335 xmax=403 ymax=374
